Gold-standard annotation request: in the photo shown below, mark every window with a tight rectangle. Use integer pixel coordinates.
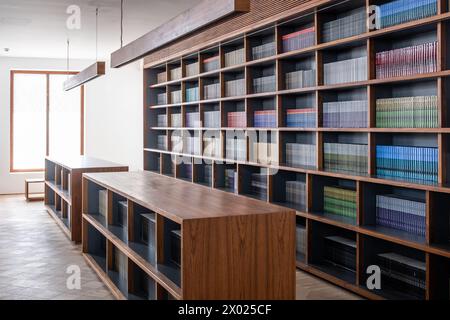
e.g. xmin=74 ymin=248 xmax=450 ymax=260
xmin=10 ymin=70 xmax=84 ymax=172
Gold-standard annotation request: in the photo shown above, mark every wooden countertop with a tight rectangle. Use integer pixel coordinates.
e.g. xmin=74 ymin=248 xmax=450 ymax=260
xmin=46 ymin=155 xmax=128 ymax=171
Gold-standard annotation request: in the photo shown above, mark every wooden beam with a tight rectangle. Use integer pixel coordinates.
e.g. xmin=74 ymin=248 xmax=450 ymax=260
xmin=63 ymin=62 xmax=105 ymax=91
xmin=110 ymin=0 xmax=250 ymax=68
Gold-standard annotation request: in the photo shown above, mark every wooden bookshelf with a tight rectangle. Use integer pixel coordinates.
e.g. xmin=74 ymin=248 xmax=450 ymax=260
xmin=44 ymin=156 xmax=128 ymax=242
xmin=143 ymin=0 xmax=450 ymax=299
xmin=81 ymin=171 xmax=295 ymax=300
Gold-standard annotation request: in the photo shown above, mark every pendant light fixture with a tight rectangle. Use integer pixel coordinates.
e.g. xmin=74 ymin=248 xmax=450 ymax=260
xmin=64 ymin=7 xmax=105 ymax=91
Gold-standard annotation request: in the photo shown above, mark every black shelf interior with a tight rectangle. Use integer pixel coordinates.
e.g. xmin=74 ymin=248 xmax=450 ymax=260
xmin=128 ymin=260 xmax=156 ymax=300
xmin=107 ymin=243 xmax=128 ymax=297
xmin=239 ymin=165 xmax=268 ymax=201
xmin=162 ymin=153 xmax=175 ymax=177
xmin=214 ymin=163 xmax=238 ymax=194
xmin=144 ymin=151 xmax=161 ymax=173
xmin=108 ymin=193 xmax=128 ymax=244
xmin=86 ymin=181 xmax=108 ymax=226
xmin=272 ymin=170 xmax=307 ymax=212
xmin=158 ymin=216 xmax=181 ymax=287
xmin=296 ymin=216 xmax=307 ymax=263
xmin=131 ymin=202 xmax=156 ymax=266
xmin=86 ymin=223 xmax=107 ymax=271
xmin=193 ymin=160 xmax=213 ymax=187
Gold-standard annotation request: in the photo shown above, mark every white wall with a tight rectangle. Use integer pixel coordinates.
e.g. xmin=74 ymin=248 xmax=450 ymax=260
xmin=0 ymin=56 xmax=90 ymax=194
xmin=84 ymin=60 xmax=143 ymax=171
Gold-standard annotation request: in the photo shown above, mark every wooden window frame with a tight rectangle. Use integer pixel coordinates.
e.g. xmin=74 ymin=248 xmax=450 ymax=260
xmin=10 ymin=70 xmax=85 ymax=173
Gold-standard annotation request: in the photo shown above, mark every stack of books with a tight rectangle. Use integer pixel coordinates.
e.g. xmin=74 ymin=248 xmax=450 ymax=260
xmin=251 ymin=172 xmax=267 ymax=200
xmin=377 ymin=0 xmax=437 ymax=29
xmin=282 ymin=27 xmax=315 ymax=53
xmin=377 ymin=252 xmax=426 ymax=298
xmin=203 ymin=136 xmax=221 ymax=157
xmin=171 ymin=133 xmax=183 ymax=153
xmin=204 ymin=110 xmax=220 ymax=128
xmin=376 ymin=96 xmax=438 ymax=128
xmin=185 ymin=62 xmax=199 ymax=77
xmin=285 ymin=69 xmax=316 ymax=89
xmin=324 ymin=186 xmax=357 ymax=221
xmin=253 ymin=75 xmax=276 ymax=93
xmin=323 ymin=100 xmax=368 ymax=128
xmin=170 ymin=66 xmax=182 ymax=80
xmin=185 ymin=86 xmax=199 ymax=102
xmin=170 ymin=90 xmax=182 ymax=104
xmin=376 ymin=194 xmax=426 ymax=236
xmin=203 ymin=55 xmax=220 ymax=72
xmin=252 ymin=38 xmax=276 ymax=60
xmin=376 ymin=145 xmax=438 ymax=182
xmin=170 ymin=230 xmax=182 ymax=267
xmin=250 ymin=142 xmax=278 ymax=164
xmin=157 ymin=93 xmax=166 ymax=105
xmin=204 ymin=82 xmax=220 ymax=100
xmin=170 ymin=113 xmax=182 ymax=127
xmin=324 ymin=56 xmax=367 ymax=85
xmin=185 ymin=112 xmax=200 ymax=127
xmin=285 ymin=143 xmax=316 ymax=168
xmin=157 ymin=114 xmax=167 ymax=127
xmin=226 ymin=138 xmax=247 ymax=161
xmin=324 ymin=236 xmax=356 ymax=272
xmin=227 ymin=111 xmax=247 ymax=127
xmin=225 ymin=79 xmax=246 ymax=97
xmin=225 ymin=47 xmax=245 ymax=67
xmin=287 ymin=181 xmax=307 ymax=211
xmin=296 ymin=224 xmax=307 ymax=258
xmin=184 ymin=136 xmax=201 ymax=155
xmin=376 ymin=42 xmax=438 ymax=79
xmin=324 ymin=143 xmax=368 ymax=175
xmin=322 ymin=7 xmax=366 ymax=42
xmin=157 ymin=135 xmax=167 ymax=150
xmin=286 ymin=108 xmax=316 ymax=128
xmin=254 ymin=110 xmax=276 ymax=127
xmin=225 ymin=168 xmax=238 ymax=192
xmin=157 ymin=71 xmax=166 ymax=84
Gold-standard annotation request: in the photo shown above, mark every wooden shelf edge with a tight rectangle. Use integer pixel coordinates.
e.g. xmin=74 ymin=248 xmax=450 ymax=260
xmin=82 ymin=253 xmax=126 ymax=300
xmin=45 ymin=180 xmax=72 ymax=205
xmin=82 ymin=214 xmax=182 ymax=300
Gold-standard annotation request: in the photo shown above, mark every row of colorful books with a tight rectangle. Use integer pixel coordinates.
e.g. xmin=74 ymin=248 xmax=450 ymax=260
xmin=225 ymin=78 xmax=246 ymax=97
xmin=322 ymin=7 xmax=366 ymax=43
xmin=185 ymin=86 xmax=199 ymax=102
xmin=157 ymin=71 xmax=166 ymax=84
xmin=254 ymin=110 xmax=276 ymax=128
xmin=285 ymin=69 xmax=316 ymax=90
xmin=282 ymin=27 xmax=315 ymax=53
xmin=227 ymin=111 xmax=247 ymax=127
xmin=157 ymin=92 xmax=166 ymax=105
xmin=225 ymin=47 xmax=245 ymax=67
xmin=324 ymin=143 xmax=368 ymax=175
xmin=376 ymin=194 xmax=426 ymax=236
xmin=185 ymin=112 xmax=200 ymax=127
xmin=376 ymin=145 xmax=438 ymax=182
xmin=157 ymin=114 xmax=167 ymax=127
xmin=285 ymin=143 xmax=316 ymax=168
xmin=285 ymin=108 xmax=316 ymax=128
xmin=323 ymin=100 xmax=368 ymax=128
xmin=376 ymin=42 xmax=437 ymax=79
xmin=170 ymin=90 xmax=182 ymax=104
xmin=204 ymin=110 xmax=221 ymax=128
xmin=186 ymin=61 xmax=199 ymax=77
xmin=251 ymin=172 xmax=267 ymax=200
xmin=324 ymin=236 xmax=356 ymax=272
xmin=252 ymin=39 xmax=276 ymax=60
xmin=253 ymin=75 xmax=276 ymax=93
xmin=324 ymin=186 xmax=357 ymax=221
xmin=171 ymin=113 xmax=182 ymax=127
xmin=287 ymin=181 xmax=307 ymax=211
xmin=170 ymin=66 xmax=182 ymax=81
xmin=204 ymin=82 xmax=221 ymax=100
xmin=203 ymin=55 xmax=220 ymax=72
xmin=377 ymin=252 xmax=426 ymax=298
xmin=376 ymin=0 xmax=437 ymax=29
xmin=324 ymin=56 xmax=367 ymax=85
xmin=226 ymin=138 xmax=247 ymax=161
xmin=376 ymin=96 xmax=438 ymax=128
xmin=203 ymin=136 xmax=221 ymax=158
xmin=296 ymin=224 xmax=307 ymax=258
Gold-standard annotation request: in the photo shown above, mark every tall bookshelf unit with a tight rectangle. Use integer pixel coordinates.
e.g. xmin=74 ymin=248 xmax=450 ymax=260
xmin=143 ymin=0 xmax=450 ymax=299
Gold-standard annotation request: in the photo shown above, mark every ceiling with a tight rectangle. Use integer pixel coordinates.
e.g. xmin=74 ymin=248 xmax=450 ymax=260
xmin=0 ymin=0 xmax=201 ymax=60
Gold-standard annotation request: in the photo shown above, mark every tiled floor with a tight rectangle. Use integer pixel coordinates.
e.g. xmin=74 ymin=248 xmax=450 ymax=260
xmin=0 ymin=195 xmax=360 ymax=300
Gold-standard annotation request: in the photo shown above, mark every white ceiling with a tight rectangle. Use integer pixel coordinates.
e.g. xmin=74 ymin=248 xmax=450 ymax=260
xmin=0 ymin=0 xmax=201 ymax=60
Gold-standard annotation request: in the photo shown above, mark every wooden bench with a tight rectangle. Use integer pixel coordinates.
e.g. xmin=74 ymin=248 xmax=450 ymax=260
xmin=25 ymin=178 xmax=45 ymax=202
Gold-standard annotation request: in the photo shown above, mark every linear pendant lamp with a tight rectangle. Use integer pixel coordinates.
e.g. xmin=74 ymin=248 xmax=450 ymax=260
xmin=64 ymin=8 xmax=105 ymax=91
xmin=110 ymin=0 xmax=250 ymax=68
